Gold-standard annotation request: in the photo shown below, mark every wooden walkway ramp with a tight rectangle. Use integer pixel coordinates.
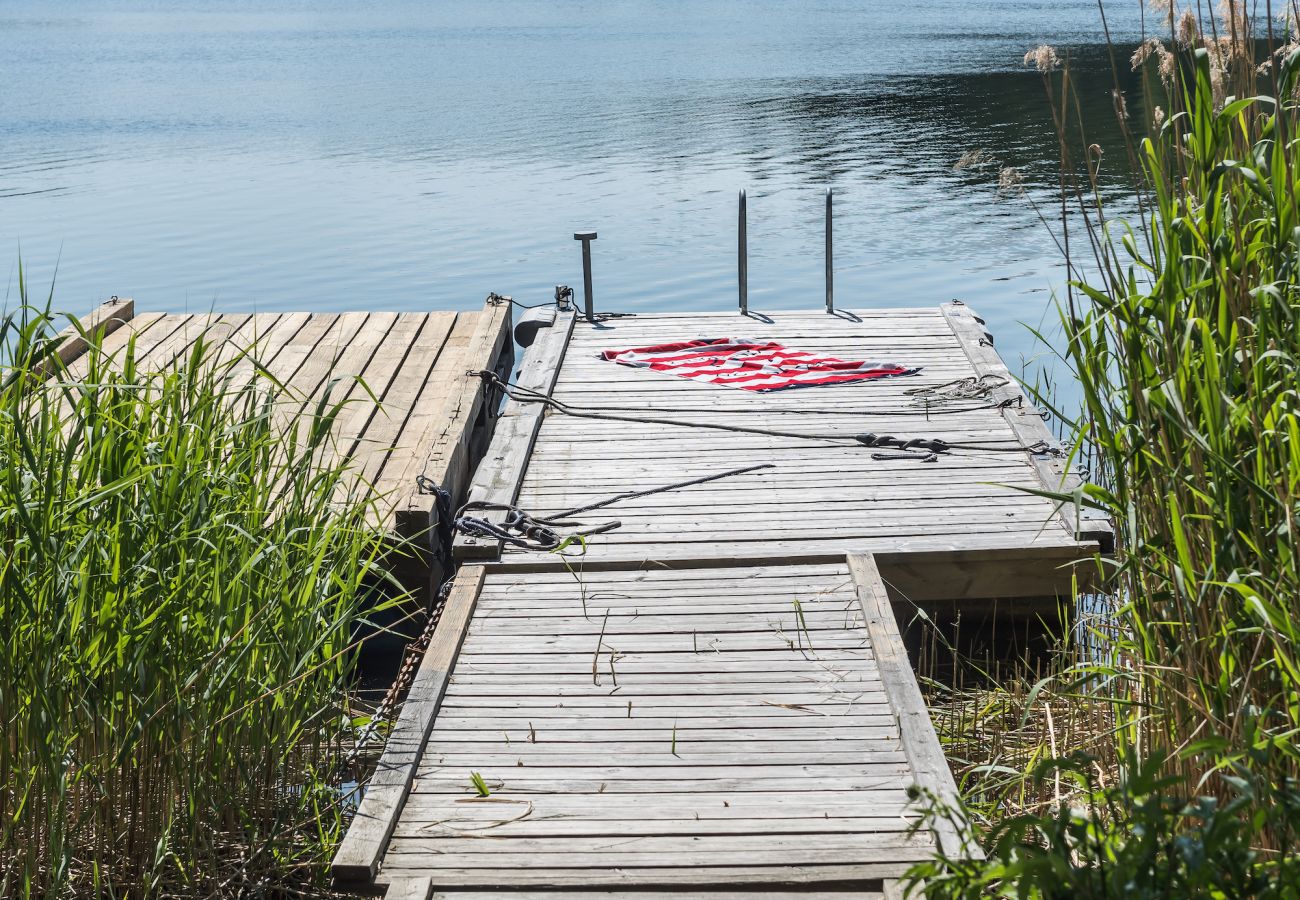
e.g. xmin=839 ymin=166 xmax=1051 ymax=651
xmin=337 ymin=558 xmax=967 ymax=898
xmin=335 ymin=304 xmax=1108 ymax=896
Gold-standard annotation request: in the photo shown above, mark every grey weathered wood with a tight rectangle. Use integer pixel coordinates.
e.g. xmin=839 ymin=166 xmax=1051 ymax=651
xmin=940 ymin=301 xmax=1113 ymax=551
xmin=399 ymin=814 xmax=918 ymax=835
xmin=394 ymin=296 xmax=513 ymax=537
xmin=331 ymin=567 xmax=486 ymax=885
xmin=849 ymin=553 xmax=981 ymax=862
xmin=883 ymin=880 xmax=908 ymax=900
xmin=358 ymin=562 xmax=955 ymax=891
xmin=487 ymin=306 xmax=1103 ymax=577
xmin=399 ymin=789 xmax=917 ymax=814
xmin=384 ymin=876 xmax=433 ymax=900
xmin=39 ymin=296 xmax=136 ymax=378
xmin=426 ymin=894 xmax=883 ymax=900
xmin=454 ymin=308 xmax=577 ymax=560
xmin=369 ymin=862 xmax=916 ymax=886
xmin=420 ymin=750 xmax=905 ymax=766
xmin=385 ymin=832 xmax=928 ymax=859
xmin=341 ymin=305 xmax=1111 ymax=891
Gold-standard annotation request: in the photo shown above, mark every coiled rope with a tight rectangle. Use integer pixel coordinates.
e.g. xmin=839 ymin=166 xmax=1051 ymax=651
xmin=453 ymin=462 xmax=773 ymax=551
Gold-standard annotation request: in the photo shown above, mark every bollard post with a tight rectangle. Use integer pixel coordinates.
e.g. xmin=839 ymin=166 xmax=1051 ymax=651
xmin=573 ymin=231 xmax=597 ymax=321
xmin=825 ymin=188 xmax=834 ymax=314
xmin=738 ymin=190 xmax=748 ymax=315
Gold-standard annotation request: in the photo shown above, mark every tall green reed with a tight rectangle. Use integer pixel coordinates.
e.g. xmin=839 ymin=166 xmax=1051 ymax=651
xmin=1056 ymin=24 xmax=1300 ymax=800
xmin=0 ymin=289 xmax=396 ymax=896
xmin=913 ymin=3 xmax=1300 ymax=887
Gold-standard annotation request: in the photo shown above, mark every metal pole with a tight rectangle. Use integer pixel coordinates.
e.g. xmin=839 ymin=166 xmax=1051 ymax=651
xmin=738 ymin=190 xmax=748 ymax=315
xmin=573 ymin=231 xmax=597 ymax=321
xmin=825 ymin=188 xmax=834 ymax=314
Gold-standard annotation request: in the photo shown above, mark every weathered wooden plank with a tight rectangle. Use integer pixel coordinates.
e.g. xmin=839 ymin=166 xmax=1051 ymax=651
xmin=276 ymin=312 xmax=370 ymax=401
xmin=940 ymin=301 xmax=1112 ymax=550
xmin=426 ymin=725 xmax=892 ymax=741
xmin=426 ymin=891 xmax=884 ymax=900
xmin=473 ymin=574 xmax=855 ymax=597
xmin=384 ymin=832 xmax=929 ymax=860
xmin=487 ymin=515 xmax=1065 ymax=541
xmin=195 ymin=313 xmax=287 ymax=377
xmin=329 ymin=312 xmax=430 ymax=456
xmin=452 ymin=648 xmax=871 ymax=663
xmin=399 ymin=789 xmax=917 ymax=815
xmin=392 ymin=296 xmax=513 ymax=533
xmin=281 ymin=311 xmax=399 ymax=458
xmin=417 ymin=764 xmax=913 ymax=784
xmin=355 ymin=311 xmax=459 ymax=491
xmin=416 ymin=725 xmax=898 ymax=742
xmin=849 ymin=552 xmax=980 ymax=862
xmin=496 ymin=534 xmax=1084 ymax=569
xmin=419 ymin=750 xmax=906 ymax=767
xmin=419 ymin=741 xmax=890 ymax=757
xmin=453 ymin=307 xmax=576 ymax=560
xmin=375 ymin=861 xmax=920 ymax=884
xmin=266 ymin=313 xmax=352 ymax=387
xmin=40 ymin=296 xmax=136 ymax=378
xmin=437 ymin=696 xmax=891 ymax=713
xmin=511 ymin=467 xmax=1041 ymax=491
xmin=474 ymin=589 xmax=852 ymax=604
xmin=456 ymin=634 xmax=868 ymax=654
xmin=479 ymin=562 xmax=852 ymax=586
xmin=443 ymin=681 xmax=879 ymax=698
xmin=59 ymin=311 xmax=172 ymax=380
xmin=331 ymin=567 xmax=487 ymax=885
xmin=468 ymin=604 xmax=861 ymax=621
xmin=372 ymin=311 xmax=479 ymax=492
xmin=216 ymin=311 xmax=311 ymax=382
xmin=449 ymin=670 xmax=872 ymax=684
xmin=407 ymin=775 xmax=911 ymax=795
xmin=427 ymin=725 xmax=888 ymax=743
xmin=398 ymin=815 xmax=916 ymax=837
xmin=451 ymin=651 xmax=873 ymax=667
xmin=463 ymin=615 xmax=865 ymax=637
xmin=385 ymin=876 xmax=433 ymax=900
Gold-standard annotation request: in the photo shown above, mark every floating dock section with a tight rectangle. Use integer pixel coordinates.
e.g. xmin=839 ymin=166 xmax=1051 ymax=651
xmin=335 ymin=304 xmax=1110 ymax=896
xmin=52 ymin=295 xmax=513 ymax=598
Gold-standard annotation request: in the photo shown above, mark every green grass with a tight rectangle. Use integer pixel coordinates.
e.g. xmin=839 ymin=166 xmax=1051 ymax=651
xmin=0 ymin=287 xmax=401 ymax=897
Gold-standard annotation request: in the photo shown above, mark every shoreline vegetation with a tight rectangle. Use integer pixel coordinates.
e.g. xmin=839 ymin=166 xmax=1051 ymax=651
xmin=909 ymin=2 xmax=1300 ymax=895
xmin=0 ymin=299 xmax=408 ymax=897
xmin=6 ymin=1 xmax=1300 ymax=897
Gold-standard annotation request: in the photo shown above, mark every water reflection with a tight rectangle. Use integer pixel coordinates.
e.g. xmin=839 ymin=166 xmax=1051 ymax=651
xmin=0 ymin=2 xmax=1155 ymax=371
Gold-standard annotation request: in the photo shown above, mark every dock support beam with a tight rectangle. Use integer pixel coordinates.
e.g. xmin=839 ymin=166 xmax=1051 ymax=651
xmin=825 ymin=188 xmax=834 ymax=313
xmin=573 ymin=231 xmax=597 ymax=321
xmin=738 ymin=189 xmax=748 ymax=315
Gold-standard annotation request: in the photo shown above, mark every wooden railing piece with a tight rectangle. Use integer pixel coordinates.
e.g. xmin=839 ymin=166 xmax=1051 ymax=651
xmin=939 ymin=301 xmax=1113 ymax=551
xmin=332 ymin=567 xmax=487 ymax=885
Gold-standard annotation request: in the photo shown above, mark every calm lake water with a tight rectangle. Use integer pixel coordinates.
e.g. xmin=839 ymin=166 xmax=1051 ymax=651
xmin=2 ymin=1 xmax=1152 ymax=370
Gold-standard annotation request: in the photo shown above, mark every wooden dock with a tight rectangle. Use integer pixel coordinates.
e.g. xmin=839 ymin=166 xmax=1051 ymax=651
xmin=334 ymin=303 xmax=1109 ymax=896
xmin=52 ymin=295 xmax=513 ymax=597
